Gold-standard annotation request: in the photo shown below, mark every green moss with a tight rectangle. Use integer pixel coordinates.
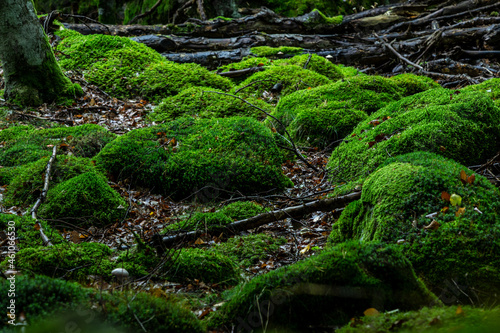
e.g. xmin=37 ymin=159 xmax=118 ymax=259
xmin=274 ymin=54 xmax=344 ymax=81
xmin=0 ymin=166 xmax=16 ymax=185
xmin=208 ymin=241 xmax=437 ymax=330
xmin=148 ymin=87 xmax=272 ymax=122
xmin=213 ymin=234 xmax=287 ymax=268
xmin=217 ymin=57 xmax=273 ymax=73
xmin=116 ymin=239 xmax=160 ymax=277
xmin=327 ymin=88 xmax=500 ymax=184
xmin=337 ymin=306 xmax=500 ymax=333
xmin=95 ymin=117 xmax=292 ymax=200
xmin=3 ymin=156 xmax=100 ymax=207
xmin=462 ymin=78 xmax=500 ymax=107
xmin=337 ymin=64 xmax=363 ymax=78
xmin=221 ymin=201 xmax=268 ymax=220
xmin=251 ymin=46 xmax=304 ymax=57
xmin=235 ymin=65 xmax=331 ymax=99
xmin=305 ymin=9 xmax=343 ymax=26
xmin=329 ymin=152 xmax=500 ymax=303
xmin=0 ymin=214 xmax=63 ymax=249
xmin=390 ymin=73 xmax=441 ymax=96
xmin=168 ymin=248 xmax=240 ymax=285
xmin=38 ymin=172 xmax=127 ymax=227
xmin=1 ymin=242 xmax=114 ymax=281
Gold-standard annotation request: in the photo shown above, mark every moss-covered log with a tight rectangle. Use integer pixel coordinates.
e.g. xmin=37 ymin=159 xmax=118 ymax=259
xmin=0 ymin=0 xmax=82 ymax=106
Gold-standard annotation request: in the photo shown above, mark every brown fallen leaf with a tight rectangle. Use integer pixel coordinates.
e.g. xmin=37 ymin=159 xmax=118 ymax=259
xmin=424 ymin=220 xmax=440 ymax=230
xmin=456 ymin=207 xmax=466 ymax=217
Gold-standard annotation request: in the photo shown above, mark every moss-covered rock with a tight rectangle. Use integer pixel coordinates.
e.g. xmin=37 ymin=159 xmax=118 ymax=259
xmin=213 ymin=233 xmax=287 ymax=268
xmin=208 ymin=241 xmax=437 ymax=331
xmin=329 ymin=152 xmax=500 ymax=304
xmin=462 ymin=78 xmax=500 ymax=107
xmin=95 ymin=117 xmax=292 ymax=200
xmin=168 ymin=248 xmax=240 ymax=285
xmin=1 ymin=242 xmax=114 ymax=281
xmin=251 ymin=46 xmax=304 ymax=57
xmin=274 ymin=54 xmax=344 ymax=81
xmin=337 ymin=305 xmax=500 ymax=333
xmin=38 ymin=172 xmax=127 ymax=227
xmin=0 ymin=214 xmax=63 ymax=248
xmin=389 ymin=73 xmax=440 ymax=96
xmin=235 ymin=65 xmax=331 ymax=99
xmin=57 ymin=32 xmax=233 ymax=102
xmin=327 ymin=88 xmax=500 ymax=184
xmin=148 ymin=87 xmax=272 ymax=122
xmin=3 ymin=156 xmax=100 ymax=207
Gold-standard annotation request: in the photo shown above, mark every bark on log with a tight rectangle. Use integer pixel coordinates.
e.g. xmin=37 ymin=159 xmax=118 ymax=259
xmin=154 ymin=191 xmax=361 ymax=249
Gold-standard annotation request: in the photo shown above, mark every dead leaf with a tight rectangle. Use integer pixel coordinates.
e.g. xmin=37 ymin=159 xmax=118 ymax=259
xmin=441 ymin=191 xmax=451 ymax=201
xmin=467 ymin=174 xmax=475 ymax=184
xmin=300 ymin=243 xmax=311 ymax=255
xmin=194 ymin=238 xmax=205 ymax=245
xmin=456 ymin=207 xmax=465 ymax=217
xmin=460 ymin=170 xmax=467 ymax=185
xmin=456 ymin=305 xmax=464 ymax=316
xmin=424 ymin=220 xmax=440 ymax=230
xmin=364 ymin=308 xmax=380 ymax=316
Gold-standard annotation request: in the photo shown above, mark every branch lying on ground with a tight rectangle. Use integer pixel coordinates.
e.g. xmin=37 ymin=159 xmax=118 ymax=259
xmin=154 ymin=190 xmax=361 ymax=248
xmin=30 ymin=145 xmax=57 ymax=246
xmin=204 ymin=91 xmax=319 ymax=172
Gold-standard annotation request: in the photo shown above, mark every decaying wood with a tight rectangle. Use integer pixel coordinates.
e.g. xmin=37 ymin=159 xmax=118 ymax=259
xmin=30 ymin=145 xmax=57 ymax=247
xmin=155 ymin=191 xmax=361 ymax=248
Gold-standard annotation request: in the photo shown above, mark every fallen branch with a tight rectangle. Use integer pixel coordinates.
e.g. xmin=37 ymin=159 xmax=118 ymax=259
xmin=30 ymin=145 xmax=57 ymax=246
xmin=204 ymin=91 xmax=319 ymax=172
xmin=156 ymin=190 xmax=361 ymax=248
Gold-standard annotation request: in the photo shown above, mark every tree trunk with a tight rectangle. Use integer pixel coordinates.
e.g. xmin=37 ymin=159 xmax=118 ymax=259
xmin=0 ymin=0 xmax=82 ymax=106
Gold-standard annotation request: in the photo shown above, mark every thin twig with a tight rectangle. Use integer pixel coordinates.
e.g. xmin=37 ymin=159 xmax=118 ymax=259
xmin=204 ymin=91 xmax=319 ymax=172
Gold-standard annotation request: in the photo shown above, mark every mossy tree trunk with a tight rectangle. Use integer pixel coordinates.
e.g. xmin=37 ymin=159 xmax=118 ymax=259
xmin=0 ymin=0 xmax=82 ymax=106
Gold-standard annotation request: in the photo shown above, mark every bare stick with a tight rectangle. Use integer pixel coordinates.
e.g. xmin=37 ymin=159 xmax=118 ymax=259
xmin=204 ymin=91 xmax=319 ymax=172
xmin=157 ymin=190 xmax=361 ymax=248
xmin=128 ymin=0 xmax=163 ymax=25
xmin=30 ymin=146 xmax=57 ymax=246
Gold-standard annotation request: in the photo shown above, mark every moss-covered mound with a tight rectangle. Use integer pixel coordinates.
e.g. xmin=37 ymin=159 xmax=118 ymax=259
xmin=213 ymin=233 xmax=287 ymax=268
xmin=274 ymin=54 xmax=344 ymax=81
xmin=217 ymin=57 xmax=273 ymax=74
xmin=0 ymin=275 xmax=204 ymax=332
xmin=462 ymin=78 xmax=500 ymax=107
xmin=267 ymin=75 xmax=405 ymax=148
xmin=95 ymin=117 xmax=292 ymax=200
xmin=337 ymin=305 xmax=500 ymax=333
xmin=148 ymin=87 xmax=272 ymax=122
xmin=38 ymin=172 xmax=127 ymax=227
xmin=329 ymin=152 xmax=500 ymax=303
xmin=0 ymin=214 xmax=63 ymax=248
xmin=3 ymin=156 xmax=100 ymax=207
xmin=164 ymin=201 xmax=267 ymax=232
xmin=0 ymin=124 xmax=115 ymax=168
xmin=1 ymin=242 xmax=114 ymax=280
xmin=57 ymin=32 xmax=233 ymax=102
xmin=208 ymin=241 xmax=437 ymax=331
xmin=168 ymin=248 xmax=240 ymax=285
xmin=327 ymin=88 xmax=500 ymax=184
xmin=235 ymin=65 xmax=331 ymax=99
xmin=389 ymin=73 xmax=440 ymax=96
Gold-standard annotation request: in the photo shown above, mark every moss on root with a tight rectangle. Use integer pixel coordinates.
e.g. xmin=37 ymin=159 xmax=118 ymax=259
xmin=208 ymin=241 xmax=437 ymax=330
xmin=327 ymin=88 xmax=500 ymax=184
xmin=95 ymin=117 xmax=292 ymax=201
xmin=329 ymin=152 xmax=500 ymax=304
xmin=38 ymin=172 xmax=127 ymax=227
xmin=148 ymin=87 xmax=272 ymax=122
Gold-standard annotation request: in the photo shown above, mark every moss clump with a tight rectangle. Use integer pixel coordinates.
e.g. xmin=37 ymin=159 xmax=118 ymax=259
xmin=95 ymin=117 xmax=292 ymax=200
xmin=2 ymin=242 xmax=114 ymax=281
xmin=251 ymin=46 xmax=304 ymax=57
xmin=208 ymin=241 xmax=437 ymax=330
xmin=389 ymin=73 xmax=440 ymax=96
xmin=217 ymin=57 xmax=273 ymax=73
xmin=168 ymin=248 xmax=240 ymax=285
xmin=337 ymin=64 xmax=363 ymax=78
xmin=148 ymin=87 xmax=272 ymax=122
xmin=304 ymin=9 xmax=343 ymax=26
xmin=0 ymin=214 xmax=63 ymax=249
xmin=116 ymin=240 xmax=160 ymax=277
xmin=329 ymin=152 xmax=500 ymax=303
xmin=462 ymin=78 xmax=500 ymax=107
xmin=337 ymin=306 xmax=500 ymax=333
xmin=38 ymin=172 xmax=126 ymax=227
xmin=221 ymin=201 xmax=268 ymax=220
xmin=274 ymin=54 xmax=344 ymax=81
xmin=3 ymin=156 xmax=100 ymax=207
xmin=213 ymin=234 xmax=287 ymax=268
xmin=327 ymin=88 xmax=500 ymax=184
xmin=235 ymin=65 xmax=331 ymax=100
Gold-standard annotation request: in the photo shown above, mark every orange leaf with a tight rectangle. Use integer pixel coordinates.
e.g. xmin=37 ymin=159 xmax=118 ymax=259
xmin=456 ymin=305 xmax=464 ymax=315
xmin=33 ymin=222 xmax=41 ymax=231
xmin=456 ymin=207 xmax=466 ymax=217
xmin=460 ymin=170 xmax=467 ymax=185
xmin=441 ymin=206 xmax=449 ymax=214
xmin=363 ymin=308 xmax=379 ymax=316
xmin=194 ymin=238 xmax=205 ymax=245
xmin=467 ymin=174 xmax=475 ymax=184
xmin=441 ymin=191 xmax=451 ymax=201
